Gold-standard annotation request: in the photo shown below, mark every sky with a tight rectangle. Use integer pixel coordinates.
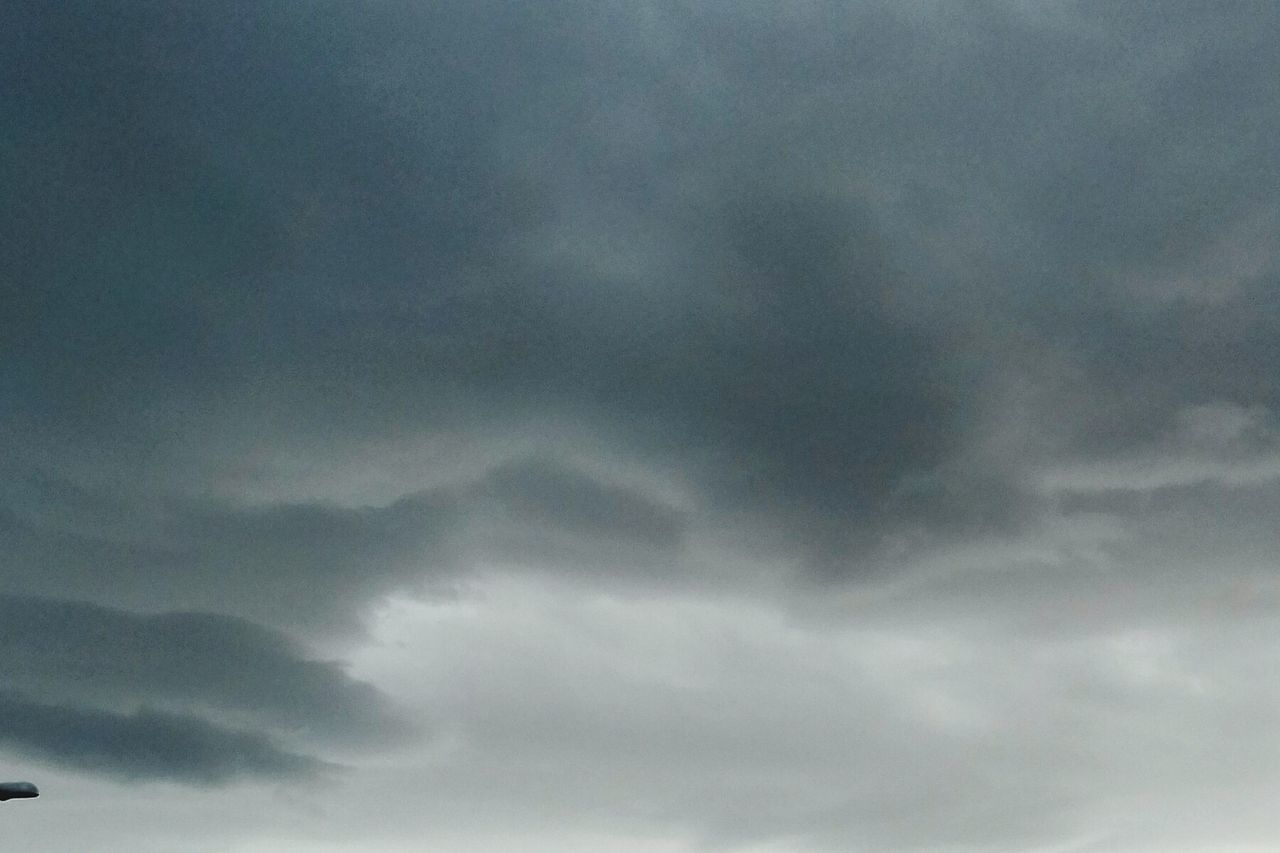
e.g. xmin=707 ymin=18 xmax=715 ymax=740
xmin=2 ymin=1 xmax=1279 ymax=850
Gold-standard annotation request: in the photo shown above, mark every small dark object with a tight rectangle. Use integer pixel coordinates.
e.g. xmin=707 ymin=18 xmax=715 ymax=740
xmin=0 ymin=782 xmax=38 ymax=801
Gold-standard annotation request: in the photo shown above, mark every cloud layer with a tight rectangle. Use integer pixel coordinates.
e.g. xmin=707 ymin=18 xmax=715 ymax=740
xmin=2 ymin=1 xmax=1279 ymax=849
xmin=0 ymin=595 xmax=406 ymax=781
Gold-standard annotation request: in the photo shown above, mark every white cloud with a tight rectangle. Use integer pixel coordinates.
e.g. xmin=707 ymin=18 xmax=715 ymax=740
xmin=327 ymin=573 xmax=1280 ymax=851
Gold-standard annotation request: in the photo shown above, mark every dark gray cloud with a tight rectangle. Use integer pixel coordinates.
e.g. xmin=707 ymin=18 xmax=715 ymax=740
xmin=6 ymin=2 xmax=1275 ymax=572
xmin=472 ymin=457 xmax=688 ymax=578
xmin=0 ymin=462 xmax=457 ymax=626
xmin=0 ymin=456 xmax=684 ymax=625
xmin=8 ymin=0 xmax=1279 ymax=591
xmin=3 ymin=1 xmax=1280 ymax=845
xmin=0 ymin=595 xmax=407 ymax=783
xmin=0 ymin=692 xmax=325 ymax=785
xmin=0 ymin=595 xmax=405 ymax=743
xmin=2 ymin=0 xmax=970 ymax=571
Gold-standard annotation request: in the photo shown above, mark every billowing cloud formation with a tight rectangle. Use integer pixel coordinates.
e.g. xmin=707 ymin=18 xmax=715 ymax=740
xmin=7 ymin=0 xmax=1280 ymax=589
xmin=0 ymin=596 xmax=404 ymax=742
xmin=1 ymin=457 xmax=684 ymax=626
xmin=0 ymin=595 xmax=405 ymax=782
xmin=2 ymin=0 xmax=1280 ymax=849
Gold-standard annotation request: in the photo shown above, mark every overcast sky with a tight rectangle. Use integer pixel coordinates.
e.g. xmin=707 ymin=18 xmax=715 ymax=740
xmin=3 ymin=1 xmax=1280 ymax=850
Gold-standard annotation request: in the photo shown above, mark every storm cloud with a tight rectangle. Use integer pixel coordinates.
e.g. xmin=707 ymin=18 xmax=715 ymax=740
xmin=0 ymin=693 xmax=325 ymax=785
xmin=0 ymin=595 xmax=405 ymax=743
xmin=2 ymin=0 xmax=1280 ymax=850
xmin=0 ymin=595 xmax=406 ymax=783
